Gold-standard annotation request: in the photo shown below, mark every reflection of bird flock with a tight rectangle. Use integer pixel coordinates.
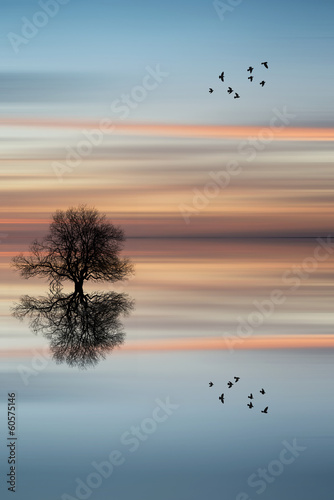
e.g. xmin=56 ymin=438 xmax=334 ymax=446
xmin=209 ymin=61 xmax=269 ymax=98
xmin=209 ymin=377 xmax=269 ymax=414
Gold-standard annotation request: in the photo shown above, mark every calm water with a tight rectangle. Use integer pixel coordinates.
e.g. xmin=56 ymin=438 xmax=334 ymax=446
xmin=0 ymin=238 xmax=333 ymax=499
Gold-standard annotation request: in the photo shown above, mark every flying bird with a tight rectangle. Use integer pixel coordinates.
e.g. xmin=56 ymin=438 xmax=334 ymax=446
xmin=227 ymin=381 xmax=233 ymax=388
xmin=261 ymin=62 xmax=268 ymax=69
xmin=234 ymin=93 xmax=240 ymax=99
xmin=259 ymin=81 xmax=265 ymax=87
xmin=248 ymin=393 xmax=254 ymax=399
xmin=219 ymin=72 xmax=224 ymax=82
xmin=261 ymin=407 xmax=269 ymax=414
xmin=234 ymin=377 xmax=240 ymax=382
xmin=260 ymin=388 xmax=265 ymax=395
xmin=227 ymin=87 xmax=233 ymax=94
xmin=248 ymin=76 xmax=253 ymax=82
xmin=219 ymin=393 xmax=224 ymax=403
xmin=209 ymin=382 xmax=214 ymax=387
xmin=209 ymin=88 xmax=214 ymax=93
xmin=247 ymin=402 xmax=254 ymax=409
xmin=247 ymin=66 xmax=254 ymax=73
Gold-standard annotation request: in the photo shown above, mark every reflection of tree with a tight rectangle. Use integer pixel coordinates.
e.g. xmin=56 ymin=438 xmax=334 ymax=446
xmin=12 ymin=291 xmax=134 ymax=369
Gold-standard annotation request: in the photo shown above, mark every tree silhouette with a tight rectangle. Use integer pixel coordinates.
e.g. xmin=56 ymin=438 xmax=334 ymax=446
xmin=11 ymin=206 xmax=133 ymax=294
xmin=12 ymin=290 xmax=134 ymax=368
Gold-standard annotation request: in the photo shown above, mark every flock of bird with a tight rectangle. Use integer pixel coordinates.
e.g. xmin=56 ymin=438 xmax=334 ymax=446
xmin=209 ymin=377 xmax=269 ymax=414
xmin=209 ymin=61 xmax=269 ymax=99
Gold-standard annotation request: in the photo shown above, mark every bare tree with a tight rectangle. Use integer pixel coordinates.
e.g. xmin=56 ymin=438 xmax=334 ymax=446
xmin=12 ymin=290 xmax=134 ymax=368
xmin=11 ymin=205 xmax=133 ymax=294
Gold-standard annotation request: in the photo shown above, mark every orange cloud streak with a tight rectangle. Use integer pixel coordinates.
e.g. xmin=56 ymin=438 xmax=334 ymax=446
xmin=0 ymin=219 xmax=49 ymax=224
xmin=1 ymin=335 xmax=334 ymax=358
xmin=120 ymin=335 xmax=334 ymax=352
xmin=2 ymin=118 xmax=334 ymax=141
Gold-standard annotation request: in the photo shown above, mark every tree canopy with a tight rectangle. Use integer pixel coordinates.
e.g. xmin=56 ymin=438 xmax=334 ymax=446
xmin=12 ymin=206 xmax=133 ymax=293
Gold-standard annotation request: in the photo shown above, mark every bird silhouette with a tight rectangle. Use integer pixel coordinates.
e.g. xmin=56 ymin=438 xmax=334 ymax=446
xmin=261 ymin=406 xmax=269 ymax=414
xmin=247 ymin=402 xmax=254 ymax=409
xmin=261 ymin=62 xmax=268 ymax=69
xmin=247 ymin=66 xmax=254 ymax=73
xmin=248 ymin=393 xmax=254 ymax=399
xmin=209 ymin=88 xmax=214 ymax=93
xmin=234 ymin=377 xmax=240 ymax=382
xmin=227 ymin=87 xmax=233 ymax=94
xmin=260 ymin=388 xmax=265 ymax=394
xmin=209 ymin=382 xmax=214 ymax=387
xmin=219 ymin=393 xmax=224 ymax=403
xmin=248 ymin=76 xmax=253 ymax=82
xmin=259 ymin=81 xmax=265 ymax=87
xmin=227 ymin=381 xmax=233 ymax=388
xmin=219 ymin=72 xmax=224 ymax=82
xmin=234 ymin=93 xmax=240 ymax=99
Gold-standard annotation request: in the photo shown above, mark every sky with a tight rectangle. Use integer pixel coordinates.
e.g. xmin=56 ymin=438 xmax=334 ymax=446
xmin=0 ymin=0 xmax=333 ymax=499
xmin=1 ymin=0 xmax=334 ymax=125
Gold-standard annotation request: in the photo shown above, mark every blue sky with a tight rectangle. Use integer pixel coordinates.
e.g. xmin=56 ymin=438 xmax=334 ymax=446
xmin=1 ymin=0 xmax=334 ymax=124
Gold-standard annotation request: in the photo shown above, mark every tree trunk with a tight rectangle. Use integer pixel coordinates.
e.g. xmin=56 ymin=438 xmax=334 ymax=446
xmin=74 ymin=280 xmax=84 ymax=296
